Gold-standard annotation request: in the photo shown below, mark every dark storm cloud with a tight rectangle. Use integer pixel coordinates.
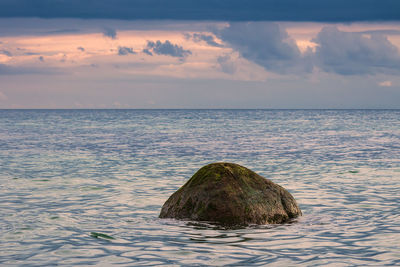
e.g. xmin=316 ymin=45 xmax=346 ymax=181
xmin=313 ymin=26 xmax=400 ymax=75
xmin=217 ymin=22 xmax=400 ymax=76
xmin=0 ymin=0 xmax=399 ymax=22
xmin=144 ymin=40 xmax=191 ymax=58
xmin=217 ymin=22 xmax=312 ymax=74
xmin=102 ymin=27 xmax=117 ymax=39
xmin=118 ymin=46 xmax=136 ymax=55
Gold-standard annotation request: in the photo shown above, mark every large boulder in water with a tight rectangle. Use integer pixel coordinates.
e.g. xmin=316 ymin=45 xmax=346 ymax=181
xmin=159 ymin=162 xmax=301 ymax=225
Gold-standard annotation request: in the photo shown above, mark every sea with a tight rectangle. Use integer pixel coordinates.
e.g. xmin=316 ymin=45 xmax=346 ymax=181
xmin=0 ymin=109 xmax=399 ymax=266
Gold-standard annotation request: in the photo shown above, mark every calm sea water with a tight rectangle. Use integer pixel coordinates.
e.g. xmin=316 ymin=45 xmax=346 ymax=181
xmin=0 ymin=109 xmax=399 ymax=266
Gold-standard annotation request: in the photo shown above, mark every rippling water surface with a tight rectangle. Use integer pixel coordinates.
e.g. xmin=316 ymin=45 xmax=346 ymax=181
xmin=1 ymin=109 xmax=399 ymax=266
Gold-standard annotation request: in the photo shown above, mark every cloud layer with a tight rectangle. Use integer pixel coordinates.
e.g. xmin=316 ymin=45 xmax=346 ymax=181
xmin=1 ymin=20 xmax=400 ymax=78
xmin=1 ymin=20 xmax=400 ymax=109
xmin=0 ymin=0 xmax=399 ymax=21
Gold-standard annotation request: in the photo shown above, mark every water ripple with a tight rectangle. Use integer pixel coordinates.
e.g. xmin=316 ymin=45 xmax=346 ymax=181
xmin=0 ymin=109 xmax=399 ymax=266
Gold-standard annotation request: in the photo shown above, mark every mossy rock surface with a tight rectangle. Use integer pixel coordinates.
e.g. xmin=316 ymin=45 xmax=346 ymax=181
xmin=159 ymin=162 xmax=301 ymax=226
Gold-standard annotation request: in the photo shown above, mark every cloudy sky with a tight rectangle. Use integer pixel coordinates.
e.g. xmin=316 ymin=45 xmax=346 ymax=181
xmin=0 ymin=0 xmax=399 ymax=108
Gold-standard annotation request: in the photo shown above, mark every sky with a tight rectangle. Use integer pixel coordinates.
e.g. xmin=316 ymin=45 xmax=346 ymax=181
xmin=0 ymin=1 xmax=400 ymax=108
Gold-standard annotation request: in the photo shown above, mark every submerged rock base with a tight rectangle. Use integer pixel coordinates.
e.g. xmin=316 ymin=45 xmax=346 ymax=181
xmin=159 ymin=162 xmax=301 ymax=226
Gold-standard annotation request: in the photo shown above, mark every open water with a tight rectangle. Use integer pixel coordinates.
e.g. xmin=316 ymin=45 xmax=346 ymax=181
xmin=0 ymin=109 xmax=399 ymax=266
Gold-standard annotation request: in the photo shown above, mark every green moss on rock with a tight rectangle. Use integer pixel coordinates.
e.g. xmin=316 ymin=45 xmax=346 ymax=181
xmin=159 ymin=162 xmax=302 ymax=226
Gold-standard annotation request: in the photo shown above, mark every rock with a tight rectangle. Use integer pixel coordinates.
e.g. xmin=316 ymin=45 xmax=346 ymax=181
xmin=159 ymin=162 xmax=302 ymax=226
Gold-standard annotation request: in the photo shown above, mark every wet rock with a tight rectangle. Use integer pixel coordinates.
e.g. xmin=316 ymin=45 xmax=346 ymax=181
xmin=159 ymin=162 xmax=301 ymax=226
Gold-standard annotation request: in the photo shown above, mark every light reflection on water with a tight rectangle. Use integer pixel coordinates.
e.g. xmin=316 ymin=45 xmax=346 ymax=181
xmin=0 ymin=109 xmax=399 ymax=266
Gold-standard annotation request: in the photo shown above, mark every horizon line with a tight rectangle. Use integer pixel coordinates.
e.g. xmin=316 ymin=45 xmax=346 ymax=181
xmin=1 ymin=108 xmax=399 ymax=111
